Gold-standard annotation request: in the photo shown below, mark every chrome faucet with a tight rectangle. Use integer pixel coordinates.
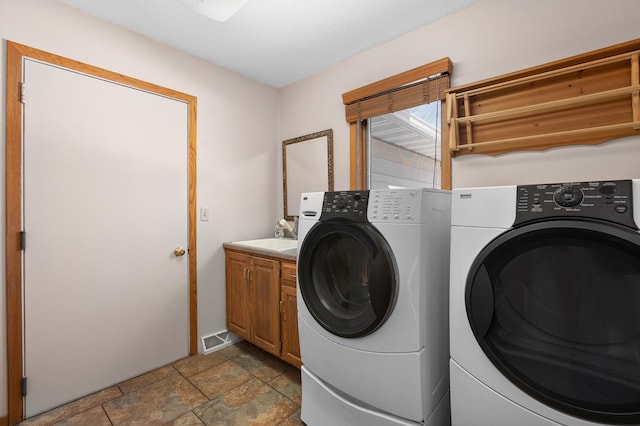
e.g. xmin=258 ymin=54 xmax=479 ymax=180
xmin=279 ymin=218 xmax=297 ymax=240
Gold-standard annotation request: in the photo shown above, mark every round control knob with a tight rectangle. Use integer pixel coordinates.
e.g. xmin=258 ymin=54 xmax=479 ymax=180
xmin=336 ymin=196 xmax=348 ymax=209
xmin=553 ymin=186 xmax=584 ymax=207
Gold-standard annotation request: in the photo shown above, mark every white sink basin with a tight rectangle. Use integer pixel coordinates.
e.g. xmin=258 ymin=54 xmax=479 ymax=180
xmin=232 ymin=238 xmax=298 ymax=252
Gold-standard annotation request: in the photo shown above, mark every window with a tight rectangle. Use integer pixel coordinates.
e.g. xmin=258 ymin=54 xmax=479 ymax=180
xmin=368 ymin=102 xmax=442 ymax=189
xmin=342 ymin=58 xmax=452 ymax=190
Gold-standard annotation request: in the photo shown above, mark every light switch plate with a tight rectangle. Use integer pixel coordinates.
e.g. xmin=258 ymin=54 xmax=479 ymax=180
xmin=200 ymin=207 xmax=209 ymax=221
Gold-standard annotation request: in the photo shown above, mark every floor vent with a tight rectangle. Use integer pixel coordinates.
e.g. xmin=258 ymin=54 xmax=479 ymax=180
xmin=201 ymin=330 xmax=239 ymax=353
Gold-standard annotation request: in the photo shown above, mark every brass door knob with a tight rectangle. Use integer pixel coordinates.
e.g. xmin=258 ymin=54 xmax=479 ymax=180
xmin=174 ymin=247 xmax=186 ymax=256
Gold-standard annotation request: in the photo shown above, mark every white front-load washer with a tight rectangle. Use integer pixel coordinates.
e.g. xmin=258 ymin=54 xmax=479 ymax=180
xmin=450 ymin=179 xmax=640 ymax=426
xmin=297 ymin=188 xmax=451 ymax=426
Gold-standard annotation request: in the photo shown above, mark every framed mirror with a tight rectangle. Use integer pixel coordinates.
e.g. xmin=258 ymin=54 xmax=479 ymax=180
xmin=283 ymin=129 xmax=334 ymax=220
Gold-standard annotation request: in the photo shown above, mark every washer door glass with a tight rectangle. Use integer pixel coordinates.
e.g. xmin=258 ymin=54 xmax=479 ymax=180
xmin=466 ymin=220 xmax=640 ymax=424
xmin=298 ymin=221 xmax=398 ymax=338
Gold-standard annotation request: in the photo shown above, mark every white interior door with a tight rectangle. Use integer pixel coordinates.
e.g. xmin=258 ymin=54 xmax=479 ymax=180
xmin=23 ymin=59 xmax=189 ymax=417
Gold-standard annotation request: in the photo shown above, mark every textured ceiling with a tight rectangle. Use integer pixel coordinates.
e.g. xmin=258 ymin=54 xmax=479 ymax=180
xmin=59 ymin=0 xmax=478 ymax=88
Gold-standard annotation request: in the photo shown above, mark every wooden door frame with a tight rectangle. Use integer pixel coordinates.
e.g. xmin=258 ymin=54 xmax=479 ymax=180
xmin=5 ymin=41 xmax=198 ymax=424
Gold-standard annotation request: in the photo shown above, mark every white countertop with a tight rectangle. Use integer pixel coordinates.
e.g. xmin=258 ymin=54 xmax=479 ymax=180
xmin=223 ymin=237 xmax=298 ymax=261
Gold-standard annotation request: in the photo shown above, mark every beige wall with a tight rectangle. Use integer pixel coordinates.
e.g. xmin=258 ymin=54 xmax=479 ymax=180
xmin=0 ymin=0 xmax=279 ymax=417
xmin=4 ymin=0 xmax=640 ymax=419
xmin=277 ymin=0 xmax=640 ymax=207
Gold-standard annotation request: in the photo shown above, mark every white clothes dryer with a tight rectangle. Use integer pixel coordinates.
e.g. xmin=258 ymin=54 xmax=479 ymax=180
xmin=297 ymin=189 xmax=451 ymax=426
xmin=450 ymin=179 xmax=640 ymax=426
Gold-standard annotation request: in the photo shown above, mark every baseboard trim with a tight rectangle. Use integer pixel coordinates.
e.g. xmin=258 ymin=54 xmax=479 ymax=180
xmin=0 ymin=415 xmax=8 ymax=426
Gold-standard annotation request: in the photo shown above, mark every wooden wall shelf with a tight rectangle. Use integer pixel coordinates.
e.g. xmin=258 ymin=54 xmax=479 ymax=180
xmin=446 ymin=43 xmax=640 ymax=156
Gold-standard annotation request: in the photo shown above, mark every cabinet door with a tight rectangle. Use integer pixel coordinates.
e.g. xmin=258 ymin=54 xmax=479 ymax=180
xmin=281 ymin=284 xmax=302 ymax=368
xmin=281 ymin=260 xmax=298 ymax=288
xmin=225 ymin=251 xmax=251 ymax=340
xmin=250 ymin=256 xmax=281 ymax=355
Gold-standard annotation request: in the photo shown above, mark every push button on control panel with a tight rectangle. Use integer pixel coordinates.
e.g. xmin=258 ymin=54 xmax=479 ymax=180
xmin=615 ymin=205 xmax=628 ymax=214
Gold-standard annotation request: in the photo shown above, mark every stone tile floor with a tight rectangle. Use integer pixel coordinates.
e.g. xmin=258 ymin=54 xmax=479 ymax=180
xmin=20 ymin=341 xmax=303 ymax=425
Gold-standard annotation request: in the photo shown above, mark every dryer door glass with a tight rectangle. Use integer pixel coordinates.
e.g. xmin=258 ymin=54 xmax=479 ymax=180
xmin=466 ymin=220 xmax=640 ymax=424
xmin=298 ymin=221 xmax=398 ymax=338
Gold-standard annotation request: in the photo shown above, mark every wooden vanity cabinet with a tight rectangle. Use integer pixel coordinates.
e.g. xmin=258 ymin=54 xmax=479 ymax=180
xmin=225 ymin=250 xmax=280 ymax=356
xmin=280 ymin=260 xmax=302 ymax=368
xmin=225 ymin=251 xmax=252 ymax=340
xmin=225 ymin=249 xmax=301 ymax=367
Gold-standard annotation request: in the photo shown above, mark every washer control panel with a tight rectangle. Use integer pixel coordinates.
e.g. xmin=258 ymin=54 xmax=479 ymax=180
xmin=367 ymin=189 xmax=424 ymax=223
xmin=514 ymin=180 xmax=637 ymax=229
xmin=320 ymin=191 xmax=369 ymax=222
xmin=320 ymin=189 xmax=426 ymax=223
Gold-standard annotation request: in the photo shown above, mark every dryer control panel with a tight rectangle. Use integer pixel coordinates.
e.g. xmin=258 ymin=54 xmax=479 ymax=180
xmin=514 ymin=180 xmax=637 ymax=229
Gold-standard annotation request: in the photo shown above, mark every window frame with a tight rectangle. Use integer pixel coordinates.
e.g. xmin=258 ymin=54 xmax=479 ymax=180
xmin=342 ymin=58 xmax=453 ymax=190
